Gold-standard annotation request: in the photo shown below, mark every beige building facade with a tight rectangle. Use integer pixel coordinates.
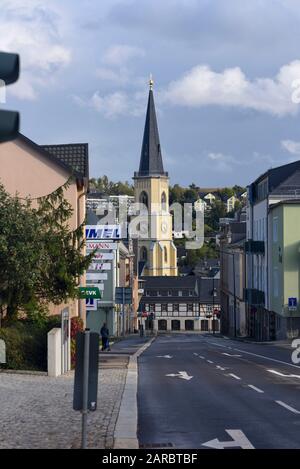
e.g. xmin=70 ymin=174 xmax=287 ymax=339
xmin=0 ymin=134 xmax=89 ymax=321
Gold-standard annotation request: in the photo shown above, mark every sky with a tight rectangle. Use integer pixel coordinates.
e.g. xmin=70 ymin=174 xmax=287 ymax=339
xmin=2 ymin=0 xmax=300 ymax=187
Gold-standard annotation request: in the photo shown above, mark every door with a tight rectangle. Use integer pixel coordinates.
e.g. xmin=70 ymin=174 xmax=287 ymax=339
xmin=171 ymin=320 xmax=180 ymax=331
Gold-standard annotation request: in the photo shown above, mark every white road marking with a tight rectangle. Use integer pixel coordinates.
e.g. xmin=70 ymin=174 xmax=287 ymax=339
xmin=228 ymin=373 xmax=241 ymax=380
xmin=193 ymin=353 xmax=198 ymax=356
xmin=207 ymin=360 xmax=214 ymax=364
xmin=267 ymin=369 xmax=300 ymax=379
xmin=166 ymin=371 xmax=193 ymax=381
xmin=230 ymin=347 xmax=300 ymax=370
xmin=157 ymin=355 xmax=173 ymax=359
xmin=248 ymin=384 xmax=264 ymax=393
xmin=199 ymin=356 xmax=205 ymax=359
xmin=208 ymin=340 xmax=300 ymax=370
xmin=222 ymin=352 xmax=242 ymax=357
xmin=275 ymin=401 xmax=300 ymax=414
xmin=202 ymin=429 xmax=254 ymax=449
xmin=216 ymin=365 xmax=226 ymax=371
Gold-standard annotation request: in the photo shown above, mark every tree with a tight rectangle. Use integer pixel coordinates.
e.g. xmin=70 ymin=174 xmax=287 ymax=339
xmin=0 ymin=181 xmax=93 ymax=322
xmin=205 ymin=199 xmax=227 ymax=231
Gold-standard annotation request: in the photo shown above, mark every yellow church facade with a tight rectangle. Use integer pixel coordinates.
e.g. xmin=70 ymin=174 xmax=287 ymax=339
xmin=133 ymin=80 xmax=177 ymax=276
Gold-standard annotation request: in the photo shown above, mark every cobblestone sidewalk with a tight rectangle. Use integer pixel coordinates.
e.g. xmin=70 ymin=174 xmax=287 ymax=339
xmin=0 ymin=366 xmax=127 ymax=449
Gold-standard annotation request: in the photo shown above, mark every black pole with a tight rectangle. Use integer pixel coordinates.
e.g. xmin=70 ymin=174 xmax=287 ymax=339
xmin=212 ymin=276 xmax=215 ymax=335
xmin=233 ymin=253 xmax=237 ymax=338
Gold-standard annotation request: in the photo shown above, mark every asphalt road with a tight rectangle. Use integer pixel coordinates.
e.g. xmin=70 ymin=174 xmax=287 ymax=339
xmin=137 ymin=333 xmax=300 ymax=449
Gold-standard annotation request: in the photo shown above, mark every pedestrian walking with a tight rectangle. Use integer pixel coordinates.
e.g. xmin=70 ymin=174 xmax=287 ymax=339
xmin=100 ymin=323 xmax=110 ymax=351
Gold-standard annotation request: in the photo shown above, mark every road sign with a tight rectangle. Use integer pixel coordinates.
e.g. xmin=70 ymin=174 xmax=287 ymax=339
xmin=87 ymin=272 xmax=108 ymax=281
xmin=78 ymin=287 xmax=102 ymax=299
xmin=86 ymin=241 xmax=117 ymax=250
xmin=86 ymin=225 xmax=121 ymax=240
xmin=86 ymin=298 xmax=98 ymax=310
xmin=88 ymin=263 xmax=111 ymax=271
xmin=288 ymin=297 xmax=297 ymax=311
xmin=115 ymin=287 xmax=132 ymax=304
xmin=93 ymin=252 xmax=114 ymax=260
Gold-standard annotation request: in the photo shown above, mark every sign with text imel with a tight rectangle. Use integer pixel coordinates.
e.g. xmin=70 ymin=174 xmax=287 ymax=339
xmin=86 ymin=225 xmax=121 ymax=240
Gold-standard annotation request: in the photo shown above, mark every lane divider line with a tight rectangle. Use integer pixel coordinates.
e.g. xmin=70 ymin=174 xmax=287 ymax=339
xmin=248 ymin=384 xmax=264 ymax=393
xmin=228 ymin=373 xmax=241 ymax=380
xmin=207 ymin=360 xmax=214 ymax=364
xmin=275 ymin=400 xmax=300 ymax=414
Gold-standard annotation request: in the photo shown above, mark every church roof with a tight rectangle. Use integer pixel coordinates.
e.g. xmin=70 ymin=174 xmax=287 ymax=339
xmin=135 ymin=84 xmax=168 ymax=177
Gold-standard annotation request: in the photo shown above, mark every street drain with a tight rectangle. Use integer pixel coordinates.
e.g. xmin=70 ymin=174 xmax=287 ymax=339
xmin=139 ymin=443 xmax=174 ymax=448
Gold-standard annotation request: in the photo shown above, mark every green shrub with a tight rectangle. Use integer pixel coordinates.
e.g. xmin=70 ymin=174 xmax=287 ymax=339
xmin=0 ymin=316 xmax=61 ymax=371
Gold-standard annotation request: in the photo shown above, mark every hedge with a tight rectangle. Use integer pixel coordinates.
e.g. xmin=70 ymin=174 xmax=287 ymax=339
xmin=0 ymin=316 xmax=60 ymax=371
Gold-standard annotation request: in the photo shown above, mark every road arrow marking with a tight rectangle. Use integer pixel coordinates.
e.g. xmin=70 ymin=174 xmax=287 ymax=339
xmin=222 ymin=352 xmax=242 ymax=357
xmin=166 ymin=371 xmax=193 ymax=381
xmin=202 ymin=429 xmax=254 ymax=449
xmin=157 ymin=355 xmax=173 ymax=359
xmin=268 ymin=369 xmax=300 ymax=379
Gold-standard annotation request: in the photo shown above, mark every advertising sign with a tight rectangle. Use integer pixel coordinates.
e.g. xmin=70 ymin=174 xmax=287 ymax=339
xmin=86 ymin=225 xmax=121 ymax=240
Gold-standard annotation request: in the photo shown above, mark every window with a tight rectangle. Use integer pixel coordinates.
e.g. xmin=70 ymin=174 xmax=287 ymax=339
xmin=173 ymin=304 xmax=179 ymax=312
xmin=168 ymin=290 xmax=172 ymax=296
xmin=162 ymin=304 xmax=167 ymax=313
xmin=178 ymin=290 xmax=182 ymax=297
xmin=161 ymin=191 xmax=167 ymax=211
xmin=273 ymin=217 xmax=278 ymax=243
xmin=189 ymin=290 xmax=194 ymax=296
xmin=149 ymin=304 xmax=155 ymax=312
xmin=164 ymin=246 xmax=168 ymax=263
xmin=139 ymin=191 xmax=148 ymax=208
xmin=145 ymin=290 xmax=150 ymax=296
xmin=140 ymin=246 xmax=147 ymax=261
xmin=187 ymin=304 xmax=193 ymax=312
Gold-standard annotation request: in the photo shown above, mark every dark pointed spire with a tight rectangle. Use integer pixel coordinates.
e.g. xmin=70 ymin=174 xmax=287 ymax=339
xmin=136 ymin=77 xmax=167 ymax=177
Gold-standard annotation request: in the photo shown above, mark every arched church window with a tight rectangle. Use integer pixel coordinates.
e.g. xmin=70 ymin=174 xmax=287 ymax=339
xmin=140 ymin=191 xmax=148 ymax=208
xmin=161 ymin=191 xmax=167 ymax=211
xmin=164 ymin=246 xmax=168 ymax=263
xmin=140 ymin=246 xmax=148 ymax=261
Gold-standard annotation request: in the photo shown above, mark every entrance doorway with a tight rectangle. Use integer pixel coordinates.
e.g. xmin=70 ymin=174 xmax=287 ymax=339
xmin=158 ymin=319 xmax=167 ymax=331
xmin=171 ymin=320 xmax=180 ymax=331
xmin=185 ymin=320 xmax=194 ymax=331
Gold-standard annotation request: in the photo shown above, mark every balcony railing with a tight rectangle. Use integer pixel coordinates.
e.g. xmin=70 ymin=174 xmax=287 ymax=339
xmin=245 ymin=239 xmax=265 ymax=254
xmin=244 ymin=288 xmax=265 ymax=306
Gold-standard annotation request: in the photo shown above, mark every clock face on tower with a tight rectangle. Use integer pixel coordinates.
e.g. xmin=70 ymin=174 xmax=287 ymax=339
xmin=161 ymin=221 xmax=168 ymax=234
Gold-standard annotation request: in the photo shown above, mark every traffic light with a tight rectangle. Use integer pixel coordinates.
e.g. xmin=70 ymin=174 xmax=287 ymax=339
xmin=0 ymin=51 xmax=20 ymax=143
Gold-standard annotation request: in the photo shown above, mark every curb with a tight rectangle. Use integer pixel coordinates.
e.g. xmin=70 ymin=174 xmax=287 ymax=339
xmin=0 ymin=369 xmax=48 ymax=376
xmin=113 ymin=337 xmax=156 ymax=449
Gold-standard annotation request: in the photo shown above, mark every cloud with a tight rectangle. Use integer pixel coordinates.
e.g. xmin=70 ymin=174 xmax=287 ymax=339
xmin=161 ymin=61 xmax=300 ymax=116
xmin=102 ymin=44 xmax=145 ymax=66
xmin=281 ymin=139 xmax=300 ymax=155
xmin=207 ymin=152 xmax=237 ymax=172
xmin=0 ymin=0 xmax=71 ymax=99
xmin=73 ymin=89 xmax=146 ymax=118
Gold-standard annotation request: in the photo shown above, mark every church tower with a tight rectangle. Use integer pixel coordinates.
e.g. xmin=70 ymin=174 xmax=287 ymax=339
xmin=133 ymin=78 xmax=177 ymax=276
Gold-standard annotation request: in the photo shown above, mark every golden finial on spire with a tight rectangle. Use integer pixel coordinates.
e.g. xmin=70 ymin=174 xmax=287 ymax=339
xmin=149 ymin=73 xmax=154 ymax=90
